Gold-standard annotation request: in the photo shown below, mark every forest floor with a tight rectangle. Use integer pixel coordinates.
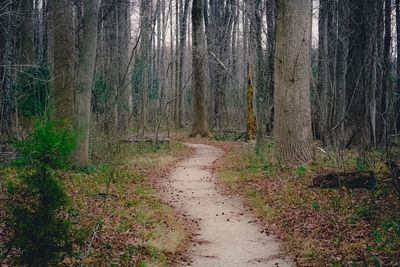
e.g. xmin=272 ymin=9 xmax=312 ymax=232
xmin=211 ymin=139 xmax=400 ymax=266
xmin=1 ymin=140 xmax=193 ymax=266
xmin=1 ymin=134 xmax=400 ymax=266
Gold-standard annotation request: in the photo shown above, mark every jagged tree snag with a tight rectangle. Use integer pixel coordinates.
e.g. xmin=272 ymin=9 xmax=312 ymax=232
xmin=246 ymin=64 xmax=257 ymax=140
xmin=273 ymin=0 xmax=313 ymax=165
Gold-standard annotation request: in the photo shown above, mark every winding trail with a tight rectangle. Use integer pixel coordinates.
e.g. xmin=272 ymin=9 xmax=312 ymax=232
xmin=163 ymin=143 xmax=293 ymax=267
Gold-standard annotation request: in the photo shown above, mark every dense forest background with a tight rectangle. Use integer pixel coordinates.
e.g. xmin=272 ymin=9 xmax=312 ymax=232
xmin=1 ymin=0 xmax=399 ymax=153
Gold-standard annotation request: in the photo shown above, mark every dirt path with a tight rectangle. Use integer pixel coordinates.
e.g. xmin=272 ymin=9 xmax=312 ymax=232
xmin=162 ymin=143 xmax=293 ymax=267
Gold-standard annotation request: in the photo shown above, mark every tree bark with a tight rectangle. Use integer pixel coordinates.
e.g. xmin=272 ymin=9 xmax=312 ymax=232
xmin=247 ymin=64 xmax=257 ymax=140
xmin=396 ymin=0 xmax=400 ymax=133
xmin=21 ymin=0 xmax=34 ymax=64
xmin=380 ymin=0 xmax=391 ymax=146
xmin=73 ymin=0 xmax=100 ymax=166
xmin=344 ymin=0 xmax=369 ymax=147
xmin=317 ymin=0 xmax=329 ymax=143
xmin=139 ymin=0 xmax=151 ymax=134
xmin=252 ymin=0 xmax=265 ymax=144
xmin=51 ymin=0 xmax=74 ymax=124
xmin=190 ymin=0 xmax=208 ymax=137
xmin=273 ymin=0 xmax=313 ymax=165
xmin=265 ymin=0 xmax=276 ymax=135
xmin=207 ymin=0 xmax=231 ymax=133
xmin=104 ymin=0 xmax=118 ymax=133
xmin=117 ymin=0 xmax=131 ymax=136
xmin=333 ymin=0 xmax=348 ymax=148
xmin=177 ymin=0 xmax=190 ymax=128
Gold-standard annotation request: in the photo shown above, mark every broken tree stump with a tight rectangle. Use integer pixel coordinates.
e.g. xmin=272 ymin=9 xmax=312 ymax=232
xmin=312 ymin=171 xmax=375 ymax=190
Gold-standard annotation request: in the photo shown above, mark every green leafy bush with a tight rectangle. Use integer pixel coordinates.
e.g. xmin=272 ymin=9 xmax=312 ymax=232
xmin=6 ymin=120 xmax=76 ymax=266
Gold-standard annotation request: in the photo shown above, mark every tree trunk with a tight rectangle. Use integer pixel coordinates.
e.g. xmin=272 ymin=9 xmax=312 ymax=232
xmin=0 ymin=2 xmax=17 ymax=134
xmin=396 ymin=0 xmax=400 ymax=133
xmin=117 ymin=0 xmax=131 ymax=136
xmin=252 ymin=0 xmax=265 ymax=144
xmin=52 ymin=0 xmax=74 ymax=124
xmin=178 ymin=0 xmax=190 ymax=128
xmin=333 ymin=0 xmax=348 ymax=148
xmin=73 ymin=0 xmax=100 ymax=167
xmin=265 ymin=0 xmax=276 ymax=135
xmin=21 ymin=0 xmax=34 ymax=64
xmin=380 ymin=0 xmax=391 ymax=146
xmin=174 ymin=0 xmax=180 ymax=127
xmin=344 ymin=0 xmax=369 ymax=147
xmin=247 ymin=64 xmax=257 ymax=140
xmin=317 ymin=0 xmax=329 ymax=143
xmin=139 ymin=0 xmax=151 ymax=135
xmin=190 ymin=0 xmax=208 ymax=137
xmin=273 ymin=0 xmax=313 ymax=166
xmin=104 ymin=0 xmax=118 ymax=133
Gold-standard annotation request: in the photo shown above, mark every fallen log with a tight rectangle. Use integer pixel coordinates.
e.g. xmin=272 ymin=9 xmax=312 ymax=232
xmin=312 ymin=171 xmax=375 ymax=190
xmin=121 ymin=138 xmax=170 ymax=144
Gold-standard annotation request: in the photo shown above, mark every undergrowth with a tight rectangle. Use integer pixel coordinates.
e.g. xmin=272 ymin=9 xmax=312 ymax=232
xmin=3 ymin=120 xmax=76 ymax=266
xmin=216 ymin=142 xmax=400 ymax=266
xmin=1 ymin=128 xmax=189 ymax=266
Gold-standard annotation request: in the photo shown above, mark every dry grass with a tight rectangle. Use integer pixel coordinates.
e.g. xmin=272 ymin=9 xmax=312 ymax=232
xmin=0 ymin=141 xmax=190 ymax=267
xmin=215 ymin=141 xmax=400 ymax=266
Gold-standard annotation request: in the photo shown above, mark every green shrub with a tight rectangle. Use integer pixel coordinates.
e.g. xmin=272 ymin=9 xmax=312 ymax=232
xmin=6 ymin=120 xmax=76 ymax=266
xmin=14 ymin=120 xmax=76 ymax=169
xmin=296 ymin=164 xmax=307 ymax=176
xmin=355 ymin=157 xmax=369 ymax=171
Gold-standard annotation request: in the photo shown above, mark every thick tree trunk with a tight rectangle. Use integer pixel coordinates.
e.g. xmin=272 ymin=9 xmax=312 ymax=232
xmin=52 ymin=0 xmax=74 ymax=124
xmin=73 ymin=0 xmax=100 ymax=166
xmin=190 ymin=0 xmax=208 ymax=137
xmin=273 ymin=0 xmax=313 ymax=165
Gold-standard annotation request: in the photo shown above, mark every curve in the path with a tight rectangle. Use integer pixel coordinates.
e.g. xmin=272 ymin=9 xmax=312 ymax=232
xmin=164 ymin=143 xmax=293 ymax=267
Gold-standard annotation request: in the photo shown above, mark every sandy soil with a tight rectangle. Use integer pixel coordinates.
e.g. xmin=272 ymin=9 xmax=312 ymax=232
xmin=162 ymin=143 xmax=293 ymax=267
